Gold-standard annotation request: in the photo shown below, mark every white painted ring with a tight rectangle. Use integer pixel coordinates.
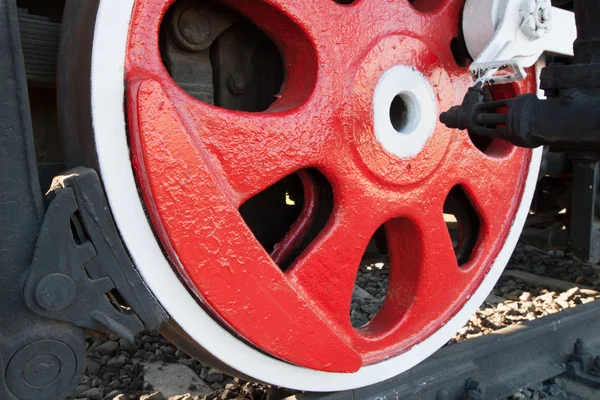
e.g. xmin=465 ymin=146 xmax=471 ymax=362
xmin=91 ymin=0 xmax=543 ymax=391
xmin=373 ymin=65 xmax=437 ymax=159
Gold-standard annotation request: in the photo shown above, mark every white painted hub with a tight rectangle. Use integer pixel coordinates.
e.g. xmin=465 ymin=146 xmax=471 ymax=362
xmin=373 ymin=65 xmax=437 ymax=159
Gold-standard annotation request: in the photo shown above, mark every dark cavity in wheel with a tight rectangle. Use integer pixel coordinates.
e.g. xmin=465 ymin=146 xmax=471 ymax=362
xmin=160 ymin=0 xmax=285 ymax=112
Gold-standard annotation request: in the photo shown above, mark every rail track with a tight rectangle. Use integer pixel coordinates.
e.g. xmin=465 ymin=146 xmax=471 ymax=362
xmin=67 ymin=244 xmax=600 ymax=400
xmin=294 ymin=298 xmax=600 ymax=400
xmin=69 ymin=289 xmax=600 ymax=400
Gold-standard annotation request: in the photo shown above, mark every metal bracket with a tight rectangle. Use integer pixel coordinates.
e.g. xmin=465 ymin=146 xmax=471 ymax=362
xmin=463 ymin=0 xmax=576 ymax=85
xmin=1 ymin=1 xmax=86 ymax=398
xmin=567 ymin=339 xmax=600 ymax=388
xmin=469 ymin=60 xmax=527 ymax=86
xmin=292 ymin=301 xmax=600 ymax=400
xmin=568 ymin=158 xmax=600 ymax=264
xmin=24 ymin=167 xmax=169 ymax=342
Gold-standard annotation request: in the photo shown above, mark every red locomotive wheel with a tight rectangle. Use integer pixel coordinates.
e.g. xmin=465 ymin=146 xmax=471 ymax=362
xmin=61 ymin=0 xmax=542 ymax=391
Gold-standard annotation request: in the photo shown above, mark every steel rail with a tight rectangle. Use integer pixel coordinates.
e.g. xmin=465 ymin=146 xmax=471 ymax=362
xmin=291 ymin=300 xmax=600 ymax=400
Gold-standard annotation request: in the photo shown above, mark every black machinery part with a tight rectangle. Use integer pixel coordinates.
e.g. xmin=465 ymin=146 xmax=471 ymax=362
xmin=0 ymin=0 xmax=84 ymax=398
xmin=0 ymin=1 xmax=168 ymax=399
xmin=295 ymin=300 xmax=600 ymax=400
xmin=24 ymin=167 xmax=168 ymax=343
xmin=440 ymin=0 xmax=600 ymax=264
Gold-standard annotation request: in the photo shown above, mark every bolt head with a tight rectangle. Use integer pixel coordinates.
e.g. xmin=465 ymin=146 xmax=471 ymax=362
xmin=6 ymin=339 xmax=80 ymax=399
xmin=22 ymin=355 xmax=61 ymax=388
xmin=178 ymin=9 xmax=210 ymax=46
xmin=170 ymin=5 xmax=212 ymax=52
xmin=227 ymin=73 xmax=247 ymax=95
xmin=521 ymin=0 xmax=552 ymax=40
xmin=436 ymin=389 xmax=450 ymax=400
xmin=35 ymin=273 xmax=76 ymax=311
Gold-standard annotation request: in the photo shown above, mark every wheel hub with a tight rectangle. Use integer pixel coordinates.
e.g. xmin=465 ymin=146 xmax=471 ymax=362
xmin=373 ymin=64 xmax=437 ymax=159
xmin=353 ymin=35 xmax=454 ymax=185
xmin=82 ymin=0 xmax=542 ymax=389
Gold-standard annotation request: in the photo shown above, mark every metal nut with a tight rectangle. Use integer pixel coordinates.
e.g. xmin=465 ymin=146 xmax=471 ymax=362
xmin=35 ymin=273 xmax=76 ymax=311
xmin=170 ymin=4 xmax=212 ymax=52
xmin=520 ymin=0 xmax=552 ymax=41
xmin=5 ymin=339 xmax=78 ymax=399
xmin=178 ymin=8 xmax=210 ymax=46
xmin=227 ymin=73 xmax=246 ymax=95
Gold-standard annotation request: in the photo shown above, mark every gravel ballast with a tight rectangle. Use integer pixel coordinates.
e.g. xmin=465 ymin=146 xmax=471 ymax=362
xmin=68 ymin=244 xmax=600 ymax=400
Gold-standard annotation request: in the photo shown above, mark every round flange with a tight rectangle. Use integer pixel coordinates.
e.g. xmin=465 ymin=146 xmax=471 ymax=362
xmin=6 ymin=340 xmax=77 ymax=399
xmin=351 ymin=35 xmax=454 ymax=186
xmin=373 ymin=65 xmax=437 ymax=159
xmin=170 ymin=4 xmax=211 ymax=52
xmin=62 ymin=0 xmax=543 ymax=391
xmin=35 ymin=273 xmax=76 ymax=311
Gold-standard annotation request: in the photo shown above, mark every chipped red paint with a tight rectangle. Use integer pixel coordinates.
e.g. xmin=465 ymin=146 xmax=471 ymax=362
xmin=125 ymin=0 xmax=536 ymax=372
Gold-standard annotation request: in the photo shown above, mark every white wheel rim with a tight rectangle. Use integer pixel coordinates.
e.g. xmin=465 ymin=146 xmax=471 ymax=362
xmin=91 ymin=0 xmax=543 ymax=391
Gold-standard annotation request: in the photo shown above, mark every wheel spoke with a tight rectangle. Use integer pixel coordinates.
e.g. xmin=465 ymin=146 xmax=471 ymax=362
xmin=129 ymin=77 xmax=362 ymax=372
xmin=286 ymin=196 xmax=380 ymax=331
xmin=225 ymin=0 xmax=340 ymax=37
xmin=410 ymin=206 xmax=464 ymax=294
xmin=385 ymin=200 xmax=463 ymax=310
xmin=457 ymin=148 xmax=530 ymax=235
xmin=126 ymin=0 xmax=332 ymax=204
xmin=349 ymin=205 xmax=465 ymax=358
xmin=397 ymin=205 xmax=482 ymax=332
xmin=129 ymin=78 xmax=321 ymax=205
xmin=352 ymin=0 xmax=462 ymax=46
xmin=367 ymin=207 xmax=467 ymax=349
